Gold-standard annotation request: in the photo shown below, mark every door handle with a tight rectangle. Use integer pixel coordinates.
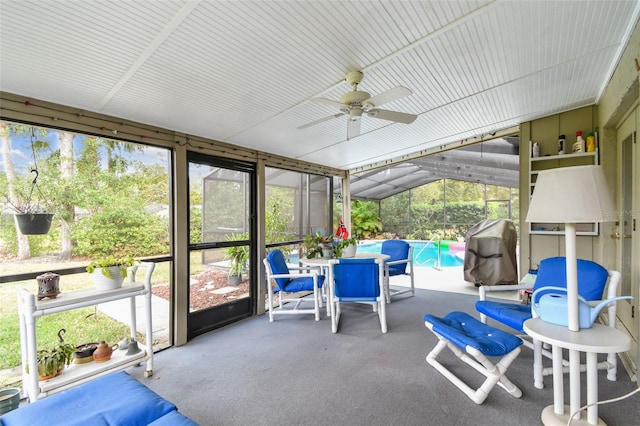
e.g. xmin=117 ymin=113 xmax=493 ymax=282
xmin=611 ymin=232 xmax=620 ymax=239
xmin=623 ymin=234 xmax=632 ymax=239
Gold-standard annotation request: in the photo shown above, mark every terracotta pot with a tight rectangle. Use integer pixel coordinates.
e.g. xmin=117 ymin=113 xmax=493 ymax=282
xmin=93 ymin=341 xmax=117 ymax=363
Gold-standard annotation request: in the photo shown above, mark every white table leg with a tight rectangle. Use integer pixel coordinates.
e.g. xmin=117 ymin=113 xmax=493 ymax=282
xmin=586 ymin=351 xmax=598 ymax=425
xmin=552 ymin=344 xmax=564 ymax=415
xmin=569 ymin=349 xmax=581 ymax=420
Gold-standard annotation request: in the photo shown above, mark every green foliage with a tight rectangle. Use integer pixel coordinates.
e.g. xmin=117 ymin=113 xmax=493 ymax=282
xmin=333 ymin=237 xmax=357 ymax=257
xmin=1 ymin=309 xmax=135 ymax=369
xmin=73 ymin=206 xmax=168 ymax=258
xmin=34 ymin=339 xmax=75 ymax=378
xmin=86 ymin=255 xmax=137 ymax=278
xmin=265 ymin=195 xmax=295 ymax=244
xmin=351 ymin=200 xmax=382 ymax=239
xmin=189 ymin=207 xmax=203 ymax=244
xmin=224 ymin=233 xmax=249 ymax=277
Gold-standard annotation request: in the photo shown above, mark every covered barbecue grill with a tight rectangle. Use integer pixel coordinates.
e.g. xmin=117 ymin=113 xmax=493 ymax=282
xmin=463 ymin=219 xmax=518 ymax=286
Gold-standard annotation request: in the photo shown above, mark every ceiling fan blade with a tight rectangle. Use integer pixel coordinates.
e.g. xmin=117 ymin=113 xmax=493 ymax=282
xmin=309 ymin=97 xmax=347 ymax=109
xmin=347 ymin=118 xmax=361 ymax=140
xmin=297 ymin=112 xmax=345 ymax=129
xmin=364 ymin=86 xmax=412 ymax=108
xmin=367 ymin=108 xmax=417 ymax=124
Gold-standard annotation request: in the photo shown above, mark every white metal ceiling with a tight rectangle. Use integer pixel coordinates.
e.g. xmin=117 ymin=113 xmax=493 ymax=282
xmin=1 ymin=0 xmax=638 ymax=176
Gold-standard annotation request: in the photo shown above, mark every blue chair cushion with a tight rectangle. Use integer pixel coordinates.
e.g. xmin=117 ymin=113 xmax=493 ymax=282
xmin=381 ymin=240 xmax=410 ymax=275
xmin=475 ymin=300 xmax=531 ymax=333
xmin=424 ymin=311 xmax=522 ymax=357
xmin=267 ymin=249 xmax=324 ymax=292
xmin=1 ymin=371 xmax=177 ymax=426
xmin=281 ymin=275 xmax=325 ymax=293
xmin=266 ymin=249 xmax=292 ymax=289
xmin=334 ymin=258 xmax=379 ymax=300
xmin=533 ymin=257 xmax=608 ymax=301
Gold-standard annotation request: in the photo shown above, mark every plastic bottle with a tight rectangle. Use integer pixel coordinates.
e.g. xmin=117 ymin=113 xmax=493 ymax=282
xmin=558 ymin=135 xmax=565 ymax=155
xmin=532 ymin=142 xmax=540 ymax=158
xmin=586 ymin=132 xmax=596 ymax=152
xmin=572 ymin=131 xmax=585 ymax=153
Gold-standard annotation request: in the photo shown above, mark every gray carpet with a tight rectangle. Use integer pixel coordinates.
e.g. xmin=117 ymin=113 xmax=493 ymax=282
xmin=128 ymin=289 xmax=639 ymax=425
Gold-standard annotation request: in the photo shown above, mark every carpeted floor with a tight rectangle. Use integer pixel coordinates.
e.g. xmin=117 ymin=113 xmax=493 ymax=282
xmin=128 ymin=289 xmax=639 ymax=426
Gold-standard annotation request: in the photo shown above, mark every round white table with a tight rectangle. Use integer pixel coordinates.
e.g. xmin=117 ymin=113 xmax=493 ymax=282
xmin=523 ymin=318 xmax=631 ymax=426
xmin=300 ymin=252 xmax=390 ymax=267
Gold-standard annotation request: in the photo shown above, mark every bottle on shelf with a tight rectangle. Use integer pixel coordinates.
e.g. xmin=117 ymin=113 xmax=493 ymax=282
xmin=586 ymin=132 xmax=596 ymax=152
xmin=572 ymin=131 xmax=585 ymax=153
xmin=558 ymin=135 xmax=565 ymax=154
xmin=532 ymin=142 xmax=540 ymax=158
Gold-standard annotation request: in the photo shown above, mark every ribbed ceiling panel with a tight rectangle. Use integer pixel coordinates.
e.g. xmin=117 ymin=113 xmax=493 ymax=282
xmin=1 ymin=0 xmax=638 ymax=178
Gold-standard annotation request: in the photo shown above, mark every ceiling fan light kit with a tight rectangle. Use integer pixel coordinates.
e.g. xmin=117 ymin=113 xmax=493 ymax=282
xmin=300 ymin=70 xmax=417 ymax=139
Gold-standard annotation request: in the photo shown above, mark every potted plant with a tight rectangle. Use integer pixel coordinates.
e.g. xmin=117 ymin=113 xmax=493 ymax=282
xmin=224 ymin=233 xmax=249 ymax=285
xmin=334 ymin=237 xmax=358 ymax=258
xmin=86 ymin=255 xmax=137 ymax=291
xmin=31 ymin=331 xmax=75 ymax=381
xmin=5 ymin=170 xmax=55 ymax=235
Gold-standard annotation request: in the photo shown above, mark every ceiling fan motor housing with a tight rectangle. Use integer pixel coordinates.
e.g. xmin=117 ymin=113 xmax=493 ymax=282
xmin=340 ymin=90 xmax=370 ymax=107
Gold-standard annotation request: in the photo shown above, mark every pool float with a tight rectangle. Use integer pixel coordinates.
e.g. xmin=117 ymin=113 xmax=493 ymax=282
xmin=448 ymin=241 xmax=466 ymax=252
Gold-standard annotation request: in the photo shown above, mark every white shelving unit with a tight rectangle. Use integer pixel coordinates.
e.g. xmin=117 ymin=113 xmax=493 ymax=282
xmin=18 ymin=262 xmax=155 ymax=401
xmin=529 ymin=140 xmax=599 ymax=236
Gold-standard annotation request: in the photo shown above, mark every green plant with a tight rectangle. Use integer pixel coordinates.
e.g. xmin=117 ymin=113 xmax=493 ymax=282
xmin=303 ymin=231 xmax=333 ymax=259
xmin=333 ymin=237 xmax=357 ymax=257
xmin=32 ymin=338 xmax=75 ymax=379
xmin=86 ymin=255 xmax=137 ymax=279
xmin=224 ymin=233 xmax=249 ymax=277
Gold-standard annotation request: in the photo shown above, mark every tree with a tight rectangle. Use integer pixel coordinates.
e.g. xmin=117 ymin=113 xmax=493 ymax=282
xmin=351 ymin=200 xmax=382 ymax=239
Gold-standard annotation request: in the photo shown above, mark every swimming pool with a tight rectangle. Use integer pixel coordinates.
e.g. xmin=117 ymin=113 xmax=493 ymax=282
xmin=357 ymin=240 xmax=464 ymax=268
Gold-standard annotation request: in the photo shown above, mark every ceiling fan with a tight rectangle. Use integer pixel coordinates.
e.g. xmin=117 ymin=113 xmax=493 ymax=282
xmin=298 ymin=71 xmax=417 ymax=140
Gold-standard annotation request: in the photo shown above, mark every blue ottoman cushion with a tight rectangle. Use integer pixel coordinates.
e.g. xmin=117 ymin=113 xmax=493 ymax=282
xmin=1 ymin=371 xmax=176 ymax=426
xmin=148 ymin=409 xmax=199 ymax=425
xmin=424 ymin=311 xmax=522 ymax=357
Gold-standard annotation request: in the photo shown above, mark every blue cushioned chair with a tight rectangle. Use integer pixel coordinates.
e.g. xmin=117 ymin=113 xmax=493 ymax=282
xmin=264 ymin=249 xmax=325 ymax=321
xmin=380 ymin=239 xmax=414 ymax=303
xmin=476 ymin=256 xmax=621 ymax=389
xmin=328 ymin=257 xmax=386 ymax=333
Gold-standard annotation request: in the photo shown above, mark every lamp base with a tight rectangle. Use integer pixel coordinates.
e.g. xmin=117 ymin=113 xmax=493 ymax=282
xmin=541 ymin=405 xmax=606 ymax=426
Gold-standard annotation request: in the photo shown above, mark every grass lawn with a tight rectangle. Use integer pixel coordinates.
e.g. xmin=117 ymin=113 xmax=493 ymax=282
xmin=0 ymin=260 xmax=176 ymax=370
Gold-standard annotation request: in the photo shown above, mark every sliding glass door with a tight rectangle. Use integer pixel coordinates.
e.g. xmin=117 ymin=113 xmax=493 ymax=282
xmin=187 ymin=152 xmax=256 ymax=338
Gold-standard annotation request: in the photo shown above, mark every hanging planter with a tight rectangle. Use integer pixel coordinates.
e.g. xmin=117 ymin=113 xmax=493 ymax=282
xmin=7 ymin=130 xmax=55 ymax=235
xmin=15 ymin=212 xmax=54 ymax=235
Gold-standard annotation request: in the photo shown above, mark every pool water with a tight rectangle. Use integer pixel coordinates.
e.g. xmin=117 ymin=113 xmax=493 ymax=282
xmin=357 ymin=241 xmax=464 ymax=268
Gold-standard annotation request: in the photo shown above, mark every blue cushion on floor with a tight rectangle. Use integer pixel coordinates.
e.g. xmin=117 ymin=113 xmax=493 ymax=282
xmin=424 ymin=311 xmax=522 ymax=357
xmin=1 ymin=371 xmax=176 ymax=426
xmin=475 ymin=300 xmax=531 ymax=333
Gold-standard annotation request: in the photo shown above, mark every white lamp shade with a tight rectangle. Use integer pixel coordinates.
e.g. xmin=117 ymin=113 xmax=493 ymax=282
xmin=526 ymin=165 xmax=615 ymax=223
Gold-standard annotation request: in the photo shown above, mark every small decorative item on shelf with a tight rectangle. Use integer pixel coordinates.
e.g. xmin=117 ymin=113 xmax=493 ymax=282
xmin=86 ymin=255 xmax=137 ymax=291
xmin=93 ymin=341 xmax=117 ymax=363
xmin=74 ymin=342 xmax=98 ymax=364
xmin=532 ymin=142 xmax=540 ymax=158
xmin=36 ymin=272 xmax=60 ymax=300
xmin=558 ymin=135 xmax=565 ymax=154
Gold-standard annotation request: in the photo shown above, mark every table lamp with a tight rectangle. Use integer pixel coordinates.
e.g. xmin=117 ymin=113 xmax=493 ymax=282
xmin=526 ymin=165 xmax=615 ymax=332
